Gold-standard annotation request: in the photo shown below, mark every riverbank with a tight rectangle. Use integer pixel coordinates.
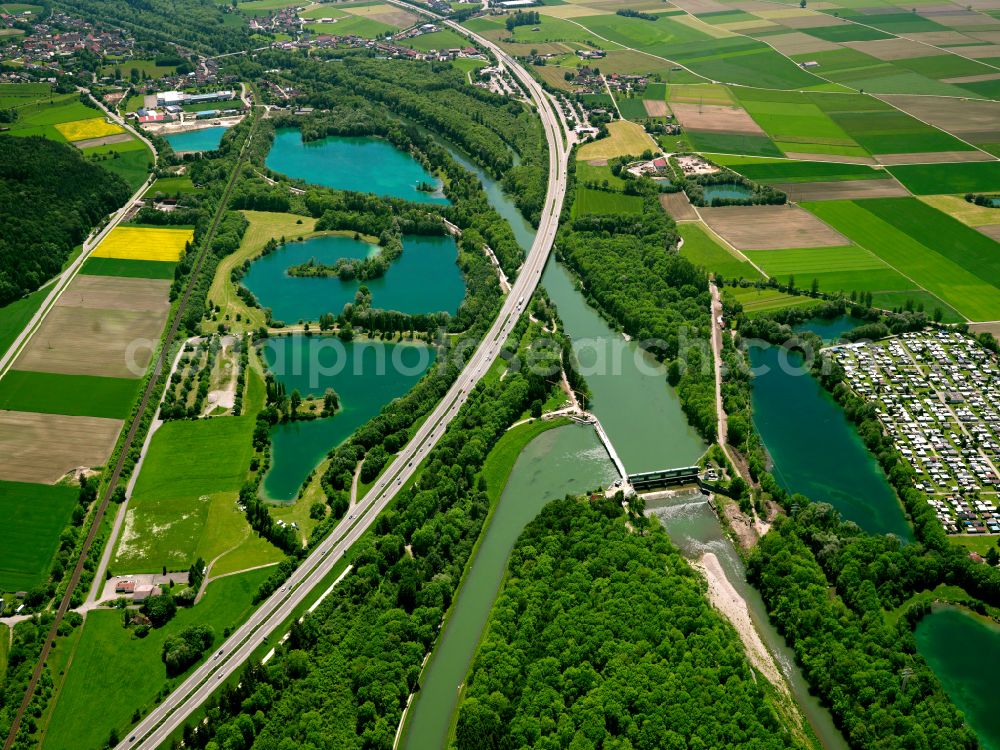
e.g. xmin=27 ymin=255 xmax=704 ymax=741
xmin=694 ymin=551 xmax=791 ymax=702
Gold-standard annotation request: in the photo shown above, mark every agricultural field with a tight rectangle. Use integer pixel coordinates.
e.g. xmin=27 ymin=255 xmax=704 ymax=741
xmin=92 ymin=225 xmax=193 ymax=262
xmin=0 ymin=410 xmax=122 ymax=484
xmin=745 ymin=244 xmax=916 ymax=298
xmin=1 ymin=93 xmax=98 ymax=141
xmin=0 ymin=480 xmax=77 ymax=591
xmin=724 ymin=285 xmax=817 ymax=315
xmin=112 ymin=416 xmax=259 ymax=573
xmin=572 ymin=185 xmax=644 ymax=215
xmin=400 ymin=28 xmax=468 ymax=52
xmin=697 ymin=204 xmax=848 ymax=250
xmin=304 ymin=1 xmax=416 ymax=36
xmin=577 ymin=119 xmax=654 ymax=160
xmin=0 ymin=287 xmax=47 ymax=360
xmin=805 ymin=199 xmax=1000 ymax=321
xmin=0 ymin=371 xmax=139 ymax=419
xmin=81 ymin=256 xmax=176 ymax=279
xmin=887 ymin=162 xmax=1000 ymax=195
xmin=13 ymin=262 xmax=172 ymax=380
xmin=919 ymin=195 xmax=1000 ymax=228
xmin=677 ymin=223 xmax=762 ymax=280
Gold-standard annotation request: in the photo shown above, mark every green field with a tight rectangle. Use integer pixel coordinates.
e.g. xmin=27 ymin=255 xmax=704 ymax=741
xmin=887 ymin=161 xmax=1000 ymax=195
xmin=614 ymin=94 xmax=649 ymax=121
xmin=402 ymin=29 xmax=468 ymax=52
xmin=0 ymin=82 xmax=51 ymax=108
xmin=132 ymin=417 xmax=255 ymax=498
xmin=0 ymin=480 xmax=77 ymax=591
xmin=307 ymin=15 xmax=396 ymax=36
xmin=710 ymin=155 xmax=884 ymax=183
xmin=0 ymin=286 xmax=47 ymax=360
xmin=678 ymin=223 xmax=761 ymax=280
xmin=298 ymin=4 xmax=348 ymax=18
xmin=804 ymin=199 xmax=1000 ymax=321
xmin=239 ymin=0 xmax=301 ymax=11
xmin=101 ymin=59 xmax=177 ymax=79
xmin=576 ymin=159 xmax=627 ymax=190
xmin=81 ymin=256 xmax=176 ymax=279
xmin=3 ymin=94 xmax=97 ymax=141
xmin=745 ymin=245 xmax=914 ymax=297
xmin=572 ymin=186 xmax=644 ymax=216
xmin=0 ymin=370 xmax=138 ymax=419
xmin=144 ymin=175 xmax=199 ymax=197
xmin=82 ymin=141 xmax=153 ymax=191
xmin=42 ymin=568 xmax=272 ymax=750
xmin=113 ymin=417 xmax=257 ymax=572
xmin=734 ymin=88 xmax=861 ymax=155
xmin=687 ymin=130 xmax=782 ymax=158
xmin=724 ymin=285 xmax=817 ymax=315
xmin=803 ymin=24 xmax=893 ymax=43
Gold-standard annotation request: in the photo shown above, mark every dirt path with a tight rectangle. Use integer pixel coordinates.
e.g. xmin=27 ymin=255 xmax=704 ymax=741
xmin=350 ymin=459 xmax=363 ymax=505
xmin=709 ymin=282 xmax=770 ymax=539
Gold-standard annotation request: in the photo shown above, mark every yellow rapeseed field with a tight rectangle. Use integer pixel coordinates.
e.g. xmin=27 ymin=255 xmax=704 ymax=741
xmin=54 ymin=117 xmax=125 ymax=142
xmin=92 ymin=226 xmax=193 ymax=262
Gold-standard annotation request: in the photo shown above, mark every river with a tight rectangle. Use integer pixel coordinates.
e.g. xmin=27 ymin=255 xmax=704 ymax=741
xmin=401 ymin=424 xmax=618 ymax=749
xmin=400 ymin=133 xmax=848 ymax=750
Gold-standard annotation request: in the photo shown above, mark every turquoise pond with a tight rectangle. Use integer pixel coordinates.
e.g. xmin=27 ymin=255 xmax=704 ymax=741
xmin=703 ymin=183 xmax=753 ymax=202
xmin=242 ymin=233 xmax=465 ymax=324
xmin=265 ymin=129 xmax=449 ymax=204
xmin=792 ymin=314 xmax=868 ymax=343
xmin=261 ymin=335 xmax=436 ymax=501
xmin=915 ymin=607 xmax=1000 ymax=750
xmin=749 ymin=341 xmax=911 ymax=539
xmin=165 ymin=126 xmax=228 ymax=152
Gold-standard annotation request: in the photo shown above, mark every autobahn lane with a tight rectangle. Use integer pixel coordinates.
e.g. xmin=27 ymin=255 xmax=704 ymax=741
xmin=117 ymin=26 xmax=569 ymax=750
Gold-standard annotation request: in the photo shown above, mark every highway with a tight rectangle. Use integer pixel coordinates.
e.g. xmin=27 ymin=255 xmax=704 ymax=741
xmin=114 ymin=19 xmax=571 ymax=750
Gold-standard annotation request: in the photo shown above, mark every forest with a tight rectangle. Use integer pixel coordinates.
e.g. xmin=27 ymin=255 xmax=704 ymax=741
xmin=53 ymin=0 xmax=248 ymax=53
xmin=0 ymin=136 xmax=130 ymax=306
xmin=457 ymin=497 xmax=805 ymax=750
